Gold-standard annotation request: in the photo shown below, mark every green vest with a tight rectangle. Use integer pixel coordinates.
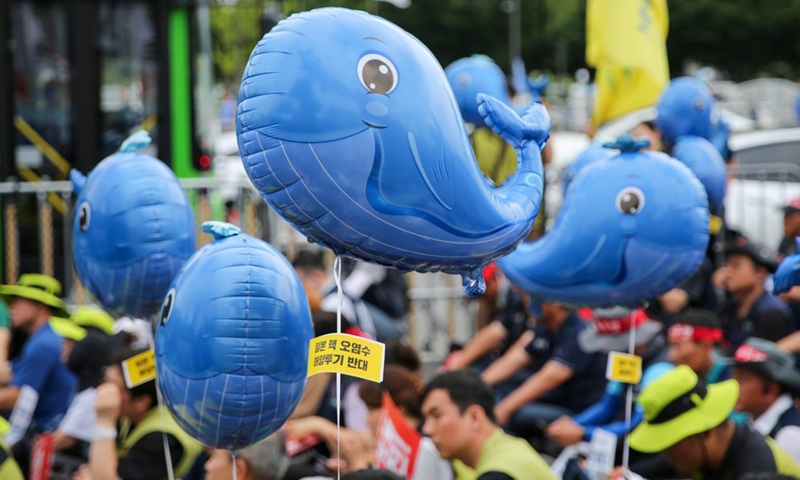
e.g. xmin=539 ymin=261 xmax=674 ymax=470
xmin=0 ymin=439 xmax=23 ymax=480
xmin=118 ymin=407 xmax=203 ymax=479
xmin=475 ymin=429 xmax=558 ymax=480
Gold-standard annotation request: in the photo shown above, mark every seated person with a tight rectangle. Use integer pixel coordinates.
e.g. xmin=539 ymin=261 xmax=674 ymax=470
xmin=666 ymin=309 xmax=731 ymax=383
xmin=204 ymin=432 xmax=289 ymax=480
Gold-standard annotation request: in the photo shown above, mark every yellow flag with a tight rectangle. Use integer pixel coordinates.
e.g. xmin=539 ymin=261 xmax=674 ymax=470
xmin=587 ymin=0 xmax=670 ymax=127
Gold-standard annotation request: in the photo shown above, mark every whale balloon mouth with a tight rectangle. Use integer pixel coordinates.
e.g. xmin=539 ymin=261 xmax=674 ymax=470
xmin=562 ymin=234 xmax=607 ymax=278
xmin=362 ymin=120 xmax=386 ymax=129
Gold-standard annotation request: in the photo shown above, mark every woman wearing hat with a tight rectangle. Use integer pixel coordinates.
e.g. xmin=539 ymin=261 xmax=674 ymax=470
xmin=0 ymin=274 xmax=77 ymax=432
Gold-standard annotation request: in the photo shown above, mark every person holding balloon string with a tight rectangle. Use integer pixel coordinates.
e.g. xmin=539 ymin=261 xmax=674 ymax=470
xmin=74 ymin=346 xmax=203 ymax=480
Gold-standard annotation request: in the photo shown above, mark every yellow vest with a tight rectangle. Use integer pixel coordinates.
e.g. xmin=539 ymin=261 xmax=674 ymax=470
xmin=452 ymin=459 xmax=476 ymax=480
xmin=475 ymin=429 xmax=558 ymax=480
xmin=766 ymin=437 xmax=800 ymax=478
xmin=0 ymin=439 xmax=23 ymax=480
xmin=118 ymin=407 xmax=203 ymax=479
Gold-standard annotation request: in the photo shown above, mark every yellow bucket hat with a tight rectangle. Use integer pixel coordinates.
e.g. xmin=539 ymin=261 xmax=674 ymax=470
xmin=70 ymin=306 xmax=115 ymax=336
xmin=630 ymin=365 xmax=738 ymax=453
xmin=49 ymin=317 xmax=88 ymax=342
xmin=0 ymin=274 xmax=69 ymax=318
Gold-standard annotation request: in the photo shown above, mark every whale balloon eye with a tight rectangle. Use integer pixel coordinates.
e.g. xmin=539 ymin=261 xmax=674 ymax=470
xmin=616 ymin=187 xmax=645 ymax=215
xmin=358 ymin=54 xmax=397 ymax=94
xmin=78 ymin=202 xmax=91 ymax=232
xmin=160 ymin=288 xmax=175 ymax=326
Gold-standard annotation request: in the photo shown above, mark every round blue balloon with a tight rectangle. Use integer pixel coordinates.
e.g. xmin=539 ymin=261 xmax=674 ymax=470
xmin=499 ymin=136 xmax=710 ymax=307
xmin=445 ymin=55 xmax=515 ymax=128
xmin=155 ymin=222 xmax=313 ymax=449
xmin=236 ymin=8 xmax=550 ymax=295
xmin=672 ymin=135 xmax=727 ymax=216
xmin=656 ymin=77 xmax=715 ymax=145
xmin=70 ymin=132 xmax=196 ymax=318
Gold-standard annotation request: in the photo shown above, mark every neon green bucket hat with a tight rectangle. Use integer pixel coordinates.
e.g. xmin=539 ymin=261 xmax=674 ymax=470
xmin=630 ymin=365 xmax=739 ymax=453
xmin=70 ymin=306 xmax=115 ymax=336
xmin=0 ymin=274 xmax=69 ymax=318
xmin=49 ymin=317 xmax=88 ymax=342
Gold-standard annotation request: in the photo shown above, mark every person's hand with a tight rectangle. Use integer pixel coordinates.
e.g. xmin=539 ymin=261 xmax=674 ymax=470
xmin=73 ymin=464 xmax=94 ymax=480
xmin=441 ymin=351 xmax=463 ymax=372
xmin=779 ymin=285 xmax=800 ymax=303
xmin=94 ymin=382 xmax=122 ymax=426
xmin=327 ymin=429 xmax=373 ymax=473
xmin=658 ymin=288 xmax=689 ymax=314
xmin=712 ymin=265 xmax=730 ymax=288
xmin=546 ymin=416 xmax=585 ymax=447
xmin=282 ymin=416 xmax=327 ymax=441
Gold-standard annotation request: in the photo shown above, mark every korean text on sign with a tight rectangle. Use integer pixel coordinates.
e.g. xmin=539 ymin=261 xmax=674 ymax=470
xmin=308 ymin=333 xmax=385 ymax=383
xmin=122 ymin=349 xmax=157 ymax=388
xmin=605 ymin=351 xmax=643 ymax=384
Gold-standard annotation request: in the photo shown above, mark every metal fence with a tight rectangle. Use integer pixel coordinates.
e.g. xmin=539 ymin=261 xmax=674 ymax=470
xmin=0 ymin=176 xmax=477 ymax=364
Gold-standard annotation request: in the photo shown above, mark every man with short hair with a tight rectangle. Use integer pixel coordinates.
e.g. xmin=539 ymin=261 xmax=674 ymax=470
xmin=0 ymin=274 xmax=77 ymax=432
xmin=204 ymin=432 xmax=289 ymax=480
xmin=718 ymin=240 xmax=793 ymax=348
xmin=728 ymin=337 xmax=800 ymax=464
xmin=631 ymin=365 xmax=800 ymax=479
xmin=667 ymin=309 xmax=730 ymax=383
xmin=421 ymin=370 xmax=557 ymax=480
xmin=778 ymin=199 xmax=800 ymax=258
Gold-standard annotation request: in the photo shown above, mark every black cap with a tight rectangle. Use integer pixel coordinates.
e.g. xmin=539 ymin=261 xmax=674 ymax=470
xmin=726 ymin=240 xmax=779 ymax=273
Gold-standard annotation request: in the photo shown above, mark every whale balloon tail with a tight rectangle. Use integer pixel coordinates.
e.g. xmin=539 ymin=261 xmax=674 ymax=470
xmin=120 ymin=130 xmax=152 ymax=153
xmin=477 ymin=94 xmax=550 ymax=150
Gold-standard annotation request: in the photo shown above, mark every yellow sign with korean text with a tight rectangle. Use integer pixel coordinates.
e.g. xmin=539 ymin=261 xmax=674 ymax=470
xmin=122 ymin=349 xmax=157 ymax=388
xmin=606 ymin=352 xmax=642 ymax=384
xmin=308 ymin=333 xmax=385 ymax=383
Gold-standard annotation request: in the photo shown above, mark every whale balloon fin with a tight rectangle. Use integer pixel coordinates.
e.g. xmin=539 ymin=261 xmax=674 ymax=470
xmin=70 ymin=169 xmax=87 ymax=196
xmin=461 ymin=268 xmax=486 ymax=297
xmin=407 ymin=131 xmax=455 ymax=211
xmin=120 ymin=130 xmax=152 ymax=153
xmin=477 ymin=94 xmax=549 ymax=150
xmin=201 ymin=221 xmax=242 ymax=240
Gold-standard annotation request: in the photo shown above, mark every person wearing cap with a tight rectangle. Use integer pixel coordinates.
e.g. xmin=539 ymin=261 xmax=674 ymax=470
xmin=0 ymin=274 xmax=77 ymax=432
xmin=667 ymin=309 xmax=731 ymax=383
xmin=727 ymin=338 xmax=800 ymax=464
xmin=75 ymin=346 xmax=202 ymax=480
xmin=53 ymin=306 xmax=128 ymax=456
xmin=421 ymin=370 xmax=558 ymax=480
xmin=630 ymin=365 xmax=800 ymax=479
xmin=546 ymin=307 xmax=671 ymax=448
xmin=779 ymin=199 xmax=800 ymax=259
xmin=718 ymin=240 xmax=794 ymax=348
xmin=485 ymin=302 xmax=607 ymax=436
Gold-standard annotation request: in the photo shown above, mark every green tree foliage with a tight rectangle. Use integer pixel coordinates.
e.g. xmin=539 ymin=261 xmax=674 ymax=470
xmin=209 ymin=0 xmax=800 ymax=90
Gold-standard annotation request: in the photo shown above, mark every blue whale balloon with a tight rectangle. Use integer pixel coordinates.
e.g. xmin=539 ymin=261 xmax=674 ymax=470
xmin=560 ymin=144 xmax=617 ymax=199
xmin=156 ymin=221 xmax=313 ymax=449
xmin=671 ymin=135 xmax=727 ymax=216
xmin=446 ymin=55 xmax=519 ymax=128
xmin=499 ymin=136 xmax=710 ymax=307
xmin=236 ymin=8 xmax=550 ymax=296
xmin=774 ymin=238 xmax=800 ymax=295
xmin=70 ymin=131 xmax=196 ymax=318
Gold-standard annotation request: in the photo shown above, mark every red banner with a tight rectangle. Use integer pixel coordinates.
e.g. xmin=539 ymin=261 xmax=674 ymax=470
xmin=374 ymin=392 xmax=422 ymax=479
xmin=29 ymin=433 xmax=54 ymax=480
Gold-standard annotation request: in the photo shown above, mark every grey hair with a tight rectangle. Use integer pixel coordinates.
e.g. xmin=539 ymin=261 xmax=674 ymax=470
xmin=237 ymin=432 xmax=290 ymax=480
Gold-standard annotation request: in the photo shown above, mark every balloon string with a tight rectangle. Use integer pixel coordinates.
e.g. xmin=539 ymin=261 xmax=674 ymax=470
xmin=622 ymin=308 xmax=637 ymax=476
xmin=148 ymin=322 xmax=176 ymax=480
xmin=334 ymin=256 xmax=343 ymax=480
xmin=231 ymin=450 xmax=237 ymax=480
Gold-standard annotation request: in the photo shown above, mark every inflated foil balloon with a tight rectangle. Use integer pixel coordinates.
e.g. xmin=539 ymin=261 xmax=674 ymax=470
xmin=672 ymin=135 xmax=727 ymax=216
xmin=156 ymin=221 xmax=312 ymax=449
xmin=560 ymin=144 xmax=617 ymax=199
xmin=237 ymin=8 xmax=550 ymax=296
xmin=774 ymin=238 xmax=800 ymax=295
xmin=446 ymin=55 xmax=530 ymax=128
xmin=70 ymin=131 xmax=196 ymax=317
xmin=499 ymin=136 xmax=710 ymax=308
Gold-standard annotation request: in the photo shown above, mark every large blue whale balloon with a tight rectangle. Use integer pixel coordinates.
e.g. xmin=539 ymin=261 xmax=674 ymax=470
xmin=671 ymin=135 xmax=726 ymax=217
xmin=156 ymin=222 xmax=313 ymax=449
xmin=499 ymin=136 xmax=710 ymax=307
xmin=70 ymin=131 xmax=196 ymax=317
xmin=236 ymin=8 xmax=550 ymax=295
xmin=560 ymin=144 xmax=617 ymax=199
